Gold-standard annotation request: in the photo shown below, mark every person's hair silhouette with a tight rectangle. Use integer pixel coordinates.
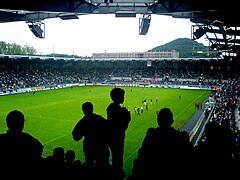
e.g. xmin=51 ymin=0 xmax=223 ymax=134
xmin=110 ymin=87 xmax=125 ymax=104
xmin=82 ymin=101 xmax=94 ymax=116
xmin=157 ymin=107 xmax=174 ymax=127
xmin=6 ymin=109 xmax=25 ymax=132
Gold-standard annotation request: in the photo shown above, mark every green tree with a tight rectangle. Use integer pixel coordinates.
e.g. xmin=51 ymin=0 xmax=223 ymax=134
xmin=0 ymin=41 xmax=8 ymax=54
xmin=0 ymin=41 xmax=37 ymax=55
xmin=22 ymin=44 xmax=37 ymax=55
xmin=9 ymin=43 xmax=22 ymax=55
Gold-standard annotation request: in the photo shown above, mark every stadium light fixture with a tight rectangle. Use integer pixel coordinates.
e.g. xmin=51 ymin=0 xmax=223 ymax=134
xmin=193 ymin=27 xmax=206 ymax=40
xmin=139 ymin=14 xmax=151 ymax=35
xmin=27 ymin=21 xmax=45 ymax=38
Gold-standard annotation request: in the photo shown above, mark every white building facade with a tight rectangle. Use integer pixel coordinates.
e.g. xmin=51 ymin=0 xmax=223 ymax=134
xmin=92 ymin=50 xmax=179 ymax=60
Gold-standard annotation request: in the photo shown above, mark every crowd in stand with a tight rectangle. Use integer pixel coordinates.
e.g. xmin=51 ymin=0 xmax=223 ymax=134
xmin=0 ymin=58 xmax=239 ymax=179
xmin=193 ymin=78 xmax=240 ymax=178
xmin=0 ymin=58 xmax=239 ymax=92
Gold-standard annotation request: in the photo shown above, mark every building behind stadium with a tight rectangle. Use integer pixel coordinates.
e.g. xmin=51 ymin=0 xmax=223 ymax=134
xmin=92 ymin=50 xmax=179 ymax=60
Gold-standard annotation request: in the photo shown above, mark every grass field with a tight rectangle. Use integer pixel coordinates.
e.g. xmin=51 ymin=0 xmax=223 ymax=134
xmin=0 ymin=85 xmax=211 ymax=176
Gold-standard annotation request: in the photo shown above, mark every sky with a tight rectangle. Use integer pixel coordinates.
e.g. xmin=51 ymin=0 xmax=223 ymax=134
xmin=0 ymin=14 xmax=209 ymax=56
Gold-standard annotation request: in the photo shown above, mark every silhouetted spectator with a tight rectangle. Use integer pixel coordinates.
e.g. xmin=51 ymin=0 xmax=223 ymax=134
xmin=64 ymin=149 xmax=83 ymax=179
xmin=128 ymin=107 xmax=192 ymax=180
xmin=72 ymin=101 xmax=110 ymax=179
xmin=65 ymin=149 xmax=76 ymax=165
xmin=178 ymin=130 xmax=194 ymax=163
xmin=0 ymin=110 xmax=44 ymax=178
xmin=106 ymin=87 xmax=131 ymax=179
xmin=44 ymin=146 xmax=66 ymax=178
xmin=194 ymin=121 xmax=236 ymax=178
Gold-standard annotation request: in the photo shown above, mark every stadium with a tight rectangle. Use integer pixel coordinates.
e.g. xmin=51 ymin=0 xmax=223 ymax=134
xmin=0 ymin=0 xmax=240 ymax=179
xmin=0 ymin=52 xmax=239 ymax=178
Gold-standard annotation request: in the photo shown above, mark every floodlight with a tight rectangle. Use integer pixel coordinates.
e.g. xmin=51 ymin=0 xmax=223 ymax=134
xmin=193 ymin=27 xmax=206 ymax=40
xmin=139 ymin=14 xmax=151 ymax=35
xmin=27 ymin=21 xmax=45 ymax=38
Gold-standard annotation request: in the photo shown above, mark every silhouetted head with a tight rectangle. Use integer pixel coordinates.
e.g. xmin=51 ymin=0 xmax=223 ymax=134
xmin=82 ymin=102 xmax=93 ymax=116
xmin=204 ymin=121 xmax=222 ymax=139
xmin=6 ymin=110 xmax=25 ymax=133
xmin=110 ymin=87 xmax=125 ymax=104
xmin=65 ymin=150 xmax=76 ymax=162
xmin=53 ymin=147 xmax=65 ymax=162
xmin=157 ymin=107 xmax=174 ymax=127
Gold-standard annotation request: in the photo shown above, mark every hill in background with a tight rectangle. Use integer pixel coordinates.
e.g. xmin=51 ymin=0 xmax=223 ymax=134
xmin=149 ymin=38 xmax=219 ymax=58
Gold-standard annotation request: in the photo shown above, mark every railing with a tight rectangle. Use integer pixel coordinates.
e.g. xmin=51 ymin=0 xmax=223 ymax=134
xmin=190 ymin=105 xmax=215 ymax=146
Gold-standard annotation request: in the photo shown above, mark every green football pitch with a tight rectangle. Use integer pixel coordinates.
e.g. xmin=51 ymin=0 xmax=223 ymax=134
xmin=0 ymin=85 xmax=211 ymax=176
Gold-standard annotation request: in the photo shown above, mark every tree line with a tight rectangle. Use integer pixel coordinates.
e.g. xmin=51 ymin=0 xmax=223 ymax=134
xmin=0 ymin=41 xmax=37 ymax=55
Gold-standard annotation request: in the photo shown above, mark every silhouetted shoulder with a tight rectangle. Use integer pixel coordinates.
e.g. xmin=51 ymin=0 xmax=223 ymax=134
xmin=94 ymin=113 xmax=107 ymax=121
xmin=146 ymin=127 xmax=156 ymax=135
xmin=106 ymin=102 xmax=120 ymax=113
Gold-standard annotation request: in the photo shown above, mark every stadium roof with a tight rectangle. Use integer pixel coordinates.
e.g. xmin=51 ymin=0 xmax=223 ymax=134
xmin=0 ymin=0 xmax=239 ymax=59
